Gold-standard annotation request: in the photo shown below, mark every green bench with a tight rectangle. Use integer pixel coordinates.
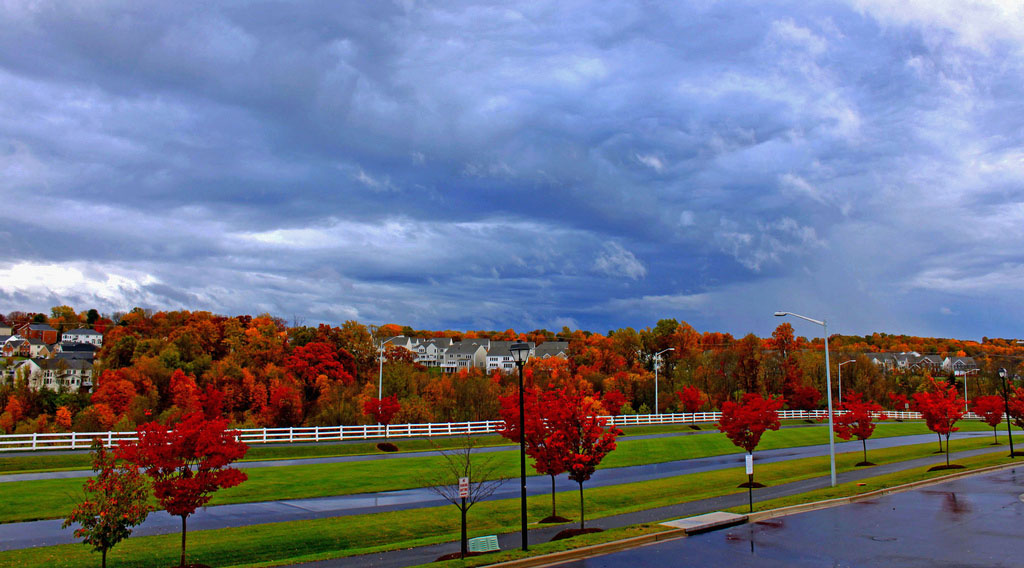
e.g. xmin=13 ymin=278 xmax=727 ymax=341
xmin=468 ymin=535 xmax=500 ymax=553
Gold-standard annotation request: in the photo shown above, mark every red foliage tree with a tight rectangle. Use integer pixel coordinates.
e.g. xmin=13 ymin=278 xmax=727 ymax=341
xmin=1005 ymin=387 xmax=1024 ymax=441
xmin=168 ymin=369 xmax=202 ymax=418
xmin=676 ymin=386 xmax=706 ymax=424
xmin=913 ymin=380 xmax=966 ymax=467
xmin=601 ymin=390 xmax=627 ymax=417
xmin=718 ymin=393 xmax=784 ymax=486
xmin=970 ymin=395 xmax=1005 ymax=444
xmin=544 ymin=390 xmax=621 ymax=529
xmin=286 ymin=341 xmax=354 ymax=416
xmin=63 ymin=441 xmax=151 ymax=568
xmin=363 ymin=394 xmax=402 ymax=427
xmin=117 ymin=412 xmax=248 ymax=567
xmin=91 ymin=371 xmax=138 ymax=420
xmin=832 ymin=392 xmax=886 ymax=465
xmin=497 ymin=387 xmax=569 ymax=520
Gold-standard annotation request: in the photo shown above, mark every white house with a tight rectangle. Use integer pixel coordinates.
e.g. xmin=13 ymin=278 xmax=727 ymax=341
xmin=62 ymin=328 xmax=104 ymax=347
xmin=441 ymin=342 xmax=487 ymax=372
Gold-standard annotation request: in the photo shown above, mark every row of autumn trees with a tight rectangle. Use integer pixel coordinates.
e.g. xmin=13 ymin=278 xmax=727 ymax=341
xmin=3 ymin=307 xmax=1024 ymax=434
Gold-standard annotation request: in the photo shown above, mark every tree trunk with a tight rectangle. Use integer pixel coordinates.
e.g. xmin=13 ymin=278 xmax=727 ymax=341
xmin=460 ymin=501 xmax=467 ymax=558
xmin=180 ymin=515 xmax=187 ymax=567
xmin=862 ymin=438 xmax=867 ymax=464
xmin=946 ymin=433 xmax=951 ymax=467
xmin=102 ymin=548 xmax=107 ymax=568
xmin=937 ymin=433 xmax=943 ymax=452
xmin=994 ymin=426 xmax=998 ymax=444
xmin=578 ymin=482 xmax=585 ymax=530
xmin=550 ymin=475 xmax=557 ymax=518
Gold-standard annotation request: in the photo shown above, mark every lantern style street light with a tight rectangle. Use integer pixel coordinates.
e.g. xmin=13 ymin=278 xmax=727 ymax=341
xmin=654 ymin=348 xmax=674 ymax=416
xmin=510 ymin=341 xmax=531 ymax=551
xmin=999 ymin=368 xmax=1015 ymax=458
xmin=775 ymin=311 xmax=837 ymax=487
xmin=838 ymin=360 xmax=855 ymax=406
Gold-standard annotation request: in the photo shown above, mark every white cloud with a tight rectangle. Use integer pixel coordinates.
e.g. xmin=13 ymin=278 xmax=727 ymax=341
xmin=593 ymin=242 xmax=647 ymax=280
xmin=635 ymin=153 xmax=666 ymax=172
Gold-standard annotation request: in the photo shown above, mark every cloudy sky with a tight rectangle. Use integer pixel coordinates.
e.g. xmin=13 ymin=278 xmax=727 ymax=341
xmin=2 ymin=1 xmax=1023 ymax=339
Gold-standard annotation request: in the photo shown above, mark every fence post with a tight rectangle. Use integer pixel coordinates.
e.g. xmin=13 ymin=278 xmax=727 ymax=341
xmin=107 ymin=431 xmax=113 ymax=448
xmin=71 ymin=431 xmax=76 ymax=449
xmin=289 ymin=426 xmax=294 ymax=443
xmin=32 ymin=433 xmax=37 ymax=450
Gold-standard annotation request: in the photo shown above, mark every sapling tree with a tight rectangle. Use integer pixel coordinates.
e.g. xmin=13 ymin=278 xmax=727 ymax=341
xmin=497 ymin=387 xmax=568 ymax=521
xmin=363 ymin=394 xmax=401 ymax=438
xmin=546 ymin=390 xmax=621 ymax=530
xmin=970 ymin=395 xmax=1005 ymax=444
xmin=913 ymin=380 xmax=966 ymax=468
xmin=63 ymin=441 xmax=151 ymax=568
xmin=832 ymin=392 xmax=886 ymax=466
xmin=427 ymin=436 xmax=505 ymax=558
xmin=718 ymin=393 xmax=784 ymax=487
xmin=118 ymin=411 xmax=248 ymax=567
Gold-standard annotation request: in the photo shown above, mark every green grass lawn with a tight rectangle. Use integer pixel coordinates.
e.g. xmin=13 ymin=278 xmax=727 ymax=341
xmin=0 ymin=435 xmax=1013 ymax=568
xmin=0 ymin=420 xmax=1008 ymax=524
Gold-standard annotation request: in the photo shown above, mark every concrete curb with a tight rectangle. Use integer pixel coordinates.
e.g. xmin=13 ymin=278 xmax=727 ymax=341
xmin=486 ymin=460 xmax=1020 ymax=568
xmin=485 ymin=527 xmax=687 ymax=568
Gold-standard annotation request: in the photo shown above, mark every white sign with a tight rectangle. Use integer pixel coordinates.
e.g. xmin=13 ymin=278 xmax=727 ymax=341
xmin=745 ymin=454 xmax=753 ymax=475
xmin=458 ymin=477 xmax=469 ymax=498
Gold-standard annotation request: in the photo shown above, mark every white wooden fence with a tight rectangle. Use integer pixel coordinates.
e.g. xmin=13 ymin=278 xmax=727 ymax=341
xmin=0 ymin=410 xmax=933 ymax=452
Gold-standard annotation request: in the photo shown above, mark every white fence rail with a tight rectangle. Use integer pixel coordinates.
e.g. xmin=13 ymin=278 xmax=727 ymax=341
xmin=0 ymin=410 xmax=934 ymax=453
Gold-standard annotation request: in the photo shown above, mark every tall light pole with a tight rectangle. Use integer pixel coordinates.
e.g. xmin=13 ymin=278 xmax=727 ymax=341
xmin=999 ymin=368 xmax=1015 ymax=458
xmin=775 ymin=311 xmax=836 ymax=487
xmin=961 ymin=368 xmax=979 ymax=414
xmin=510 ymin=342 xmax=531 ymax=551
xmin=838 ymin=360 xmax=855 ymax=407
xmin=654 ymin=348 xmax=674 ymax=416
xmin=377 ymin=337 xmax=396 ymax=407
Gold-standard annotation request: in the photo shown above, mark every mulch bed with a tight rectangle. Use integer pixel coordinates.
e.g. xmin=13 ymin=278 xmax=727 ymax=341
xmin=737 ymin=481 xmax=766 ymax=488
xmin=689 ymin=425 xmax=701 ymax=430
xmin=376 ymin=442 xmax=399 ymax=452
xmin=855 ymin=461 xmax=876 ymax=467
xmin=551 ymin=527 xmax=604 ymax=541
xmin=927 ymin=464 xmax=966 ymax=472
xmin=539 ymin=515 xmax=572 ymax=523
xmin=435 ymin=551 xmax=490 ymax=561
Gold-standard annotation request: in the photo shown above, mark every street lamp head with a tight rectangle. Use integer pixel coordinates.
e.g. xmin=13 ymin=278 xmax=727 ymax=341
xmin=999 ymin=367 xmax=1008 ymax=379
xmin=510 ymin=342 xmax=531 ymax=364
xmin=774 ymin=312 xmax=788 ymax=317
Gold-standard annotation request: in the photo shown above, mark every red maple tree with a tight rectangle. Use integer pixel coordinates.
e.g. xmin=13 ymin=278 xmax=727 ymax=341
xmin=117 ymin=411 xmax=248 ymax=567
xmin=718 ymin=393 xmax=784 ymax=486
xmin=545 ymin=390 xmax=621 ymax=529
xmin=601 ymin=390 xmax=628 ymax=416
xmin=913 ymin=380 xmax=966 ymax=467
xmin=363 ymin=394 xmax=402 ymax=427
xmin=676 ymin=386 xmax=706 ymax=425
xmin=970 ymin=395 xmax=1005 ymax=444
xmin=497 ymin=387 xmax=569 ymax=520
xmin=832 ymin=392 xmax=886 ymax=465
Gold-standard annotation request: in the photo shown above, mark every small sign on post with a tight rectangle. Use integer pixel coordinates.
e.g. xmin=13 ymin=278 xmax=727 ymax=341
xmin=458 ymin=477 xmax=469 ymax=498
xmin=745 ymin=454 xmax=753 ymax=475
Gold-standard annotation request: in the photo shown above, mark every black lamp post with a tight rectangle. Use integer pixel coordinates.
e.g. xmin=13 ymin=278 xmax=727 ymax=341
xmin=510 ymin=341 xmax=531 ymax=551
xmin=999 ymin=368 xmax=1015 ymax=457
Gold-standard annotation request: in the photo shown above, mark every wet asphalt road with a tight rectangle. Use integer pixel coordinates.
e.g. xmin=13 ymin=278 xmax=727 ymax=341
xmin=553 ymin=466 xmax=1024 ymax=568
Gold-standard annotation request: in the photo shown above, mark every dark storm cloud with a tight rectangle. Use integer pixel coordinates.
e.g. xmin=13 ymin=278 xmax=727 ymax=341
xmin=1 ymin=1 xmax=1023 ymax=338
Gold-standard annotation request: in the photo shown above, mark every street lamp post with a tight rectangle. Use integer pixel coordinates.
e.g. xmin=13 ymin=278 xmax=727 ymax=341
xmin=837 ymin=360 xmax=855 ymax=407
xmin=775 ymin=311 xmax=837 ymax=487
xmin=654 ymin=348 xmax=675 ymax=416
xmin=961 ymin=368 xmax=979 ymax=414
xmin=999 ymin=368 xmax=1015 ymax=458
xmin=377 ymin=337 xmax=396 ymax=402
xmin=510 ymin=342 xmax=532 ymax=551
